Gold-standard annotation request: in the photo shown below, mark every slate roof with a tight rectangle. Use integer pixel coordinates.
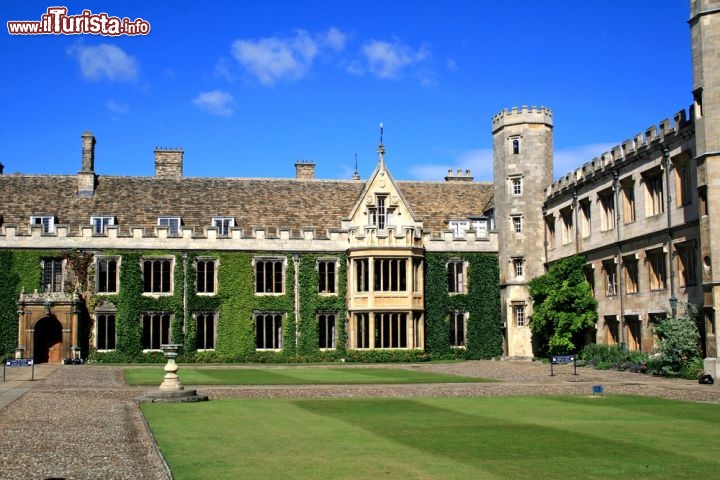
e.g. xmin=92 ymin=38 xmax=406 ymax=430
xmin=0 ymin=174 xmax=494 ymax=237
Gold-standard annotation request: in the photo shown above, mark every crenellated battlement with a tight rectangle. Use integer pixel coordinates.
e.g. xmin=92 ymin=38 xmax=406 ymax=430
xmin=492 ymin=105 xmax=553 ymax=132
xmin=0 ymin=223 xmax=498 ymax=253
xmin=545 ymin=107 xmax=693 ymax=198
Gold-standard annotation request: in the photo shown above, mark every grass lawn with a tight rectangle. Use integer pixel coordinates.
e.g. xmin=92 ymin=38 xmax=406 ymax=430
xmin=142 ymin=395 xmax=720 ymax=480
xmin=124 ymin=367 xmax=493 ymax=385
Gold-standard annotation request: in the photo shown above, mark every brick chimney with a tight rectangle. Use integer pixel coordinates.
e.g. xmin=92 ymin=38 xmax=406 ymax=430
xmin=444 ymin=169 xmax=474 ymax=182
xmin=77 ymin=131 xmax=97 ymax=197
xmin=295 ymin=160 xmax=315 ymax=179
xmin=155 ymin=148 xmax=184 ymax=178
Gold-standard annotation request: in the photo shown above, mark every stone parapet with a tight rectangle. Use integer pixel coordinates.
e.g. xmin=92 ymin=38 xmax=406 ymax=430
xmin=545 ymin=108 xmax=693 ymax=198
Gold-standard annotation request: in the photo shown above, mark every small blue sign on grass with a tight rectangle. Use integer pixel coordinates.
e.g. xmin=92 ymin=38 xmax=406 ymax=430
xmin=592 ymin=385 xmax=604 ymax=396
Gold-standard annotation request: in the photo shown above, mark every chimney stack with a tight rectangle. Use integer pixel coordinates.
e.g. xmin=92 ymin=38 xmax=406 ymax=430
xmin=77 ymin=131 xmax=96 ymax=197
xmin=81 ymin=130 xmax=95 ymax=172
xmin=444 ymin=168 xmax=474 ymax=182
xmin=155 ymin=148 xmax=184 ymax=178
xmin=295 ymin=160 xmax=315 ymax=179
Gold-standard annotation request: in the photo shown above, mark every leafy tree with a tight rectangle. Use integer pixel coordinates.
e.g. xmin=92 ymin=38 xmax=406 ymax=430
xmin=528 ymin=255 xmax=598 ymax=357
xmin=651 ymin=303 xmax=702 ymax=378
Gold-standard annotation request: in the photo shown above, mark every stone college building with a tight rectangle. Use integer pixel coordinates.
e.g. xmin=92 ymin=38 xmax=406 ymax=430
xmin=1 ymin=0 xmax=719 ymax=377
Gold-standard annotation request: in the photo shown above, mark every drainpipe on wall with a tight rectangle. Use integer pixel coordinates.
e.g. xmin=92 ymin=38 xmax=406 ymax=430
xmin=182 ymin=252 xmax=188 ymax=336
xmin=663 ymin=147 xmax=677 ymax=316
xmin=542 ymin=205 xmax=549 ymax=270
xmin=612 ymin=169 xmax=626 ymax=350
xmin=293 ymin=253 xmax=300 ymax=356
xmin=572 ymin=189 xmax=580 ymax=254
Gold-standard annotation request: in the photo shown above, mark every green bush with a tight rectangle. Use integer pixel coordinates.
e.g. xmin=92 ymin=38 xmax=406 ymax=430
xmin=579 ymin=344 xmax=651 ymax=374
xmin=679 ymin=357 xmax=704 ymax=380
xmin=651 ymin=305 xmax=702 ymax=378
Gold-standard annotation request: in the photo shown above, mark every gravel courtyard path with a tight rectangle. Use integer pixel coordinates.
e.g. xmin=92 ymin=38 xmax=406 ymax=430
xmin=0 ymin=361 xmax=718 ymax=479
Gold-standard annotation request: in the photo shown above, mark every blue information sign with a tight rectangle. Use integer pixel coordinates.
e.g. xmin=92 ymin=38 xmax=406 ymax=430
xmin=5 ymin=358 xmax=33 ymax=367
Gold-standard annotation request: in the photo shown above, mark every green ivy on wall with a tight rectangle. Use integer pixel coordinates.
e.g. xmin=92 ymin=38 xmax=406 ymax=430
xmin=0 ymin=248 xmax=502 ymax=363
xmin=425 ymin=252 xmax=502 ymax=359
xmin=296 ymin=253 xmax=347 ymax=361
xmin=0 ymin=250 xmax=59 ymax=357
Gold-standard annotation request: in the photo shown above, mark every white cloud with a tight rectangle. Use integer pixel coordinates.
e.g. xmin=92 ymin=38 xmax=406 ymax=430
xmin=409 ymin=149 xmax=493 ymax=182
xmin=553 ymin=143 xmax=616 ymax=179
xmin=214 ymin=58 xmax=234 ymax=81
xmin=231 ymin=27 xmax=347 ymax=85
xmin=360 ymin=39 xmax=430 ymax=79
xmin=67 ymin=43 xmax=138 ymax=82
xmin=323 ymin=27 xmax=347 ymax=51
xmin=105 ymin=99 xmax=129 ymax=114
xmin=446 ymin=59 xmax=458 ymax=71
xmin=192 ymin=90 xmax=235 ymax=116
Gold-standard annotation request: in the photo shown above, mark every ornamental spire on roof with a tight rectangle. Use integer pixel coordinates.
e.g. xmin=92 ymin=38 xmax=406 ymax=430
xmin=352 ymin=153 xmax=360 ymax=180
xmin=378 ymin=122 xmax=385 ymax=171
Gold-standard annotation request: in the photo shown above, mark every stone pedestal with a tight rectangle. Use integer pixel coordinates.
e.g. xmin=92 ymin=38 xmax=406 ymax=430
xmin=134 ymin=344 xmax=208 ymax=404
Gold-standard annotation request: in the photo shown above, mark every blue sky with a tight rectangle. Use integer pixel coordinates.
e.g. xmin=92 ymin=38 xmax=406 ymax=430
xmin=2 ymin=1 xmax=692 ymax=182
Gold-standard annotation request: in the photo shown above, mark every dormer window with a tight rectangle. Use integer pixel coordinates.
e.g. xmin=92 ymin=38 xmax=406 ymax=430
xmin=471 ymin=218 xmax=488 ymax=238
xmin=91 ymin=216 xmax=115 ymax=234
xmin=30 ymin=215 xmax=55 ymax=233
xmin=158 ymin=217 xmax=181 ymax=236
xmin=449 ymin=220 xmax=470 ymax=239
xmin=212 ymin=217 xmax=235 ymax=237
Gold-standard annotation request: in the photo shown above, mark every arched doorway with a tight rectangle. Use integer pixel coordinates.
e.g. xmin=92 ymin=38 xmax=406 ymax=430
xmin=33 ymin=317 xmax=63 ymax=364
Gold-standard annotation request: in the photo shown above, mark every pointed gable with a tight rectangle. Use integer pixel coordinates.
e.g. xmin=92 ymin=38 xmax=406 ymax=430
xmin=344 ymin=142 xmax=421 ymax=232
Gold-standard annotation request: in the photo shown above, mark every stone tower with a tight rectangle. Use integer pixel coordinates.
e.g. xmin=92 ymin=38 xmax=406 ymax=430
xmin=691 ymin=0 xmax=720 ymax=377
xmin=492 ymin=106 xmax=553 ymax=358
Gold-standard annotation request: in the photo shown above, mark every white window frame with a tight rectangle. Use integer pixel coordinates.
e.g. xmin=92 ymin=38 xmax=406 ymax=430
xmin=30 ymin=215 xmax=55 ymax=233
xmin=447 ymin=259 xmax=467 ymax=294
xmin=253 ymin=257 xmax=286 ymax=295
xmin=450 ymin=220 xmax=470 ymax=239
xmin=41 ymin=257 xmax=64 ymax=292
xmin=195 ymin=258 xmax=218 ymax=295
xmin=141 ymin=312 xmax=172 ymax=351
xmin=142 ymin=257 xmax=174 ymax=295
xmin=511 ymin=215 xmax=523 ymax=234
xmin=449 ymin=311 xmax=468 ymax=348
xmin=158 ymin=216 xmax=181 ymax=236
xmin=212 ymin=217 xmax=235 ymax=236
xmin=195 ymin=312 xmax=217 ymax=351
xmin=255 ymin=312 xmax=284 ymax=350
xmin=513 ymin=303 xmax=526 ymax=327
xmin=512 ymin=257 xmax=524 ymax=279
xmin=471 ymin=218 xmax=488 ymax=238
xmin=318 ymin=312 xmax=337 ymax=350
xmin=91 ymin=216 xmax=115 ymax=234
xmin=95 ymin=313 xmax=117 ymax=351
xmin=509 ymin=176 xmax=523 ymax=196
xmin=96 ymin=256 xmax=120 ymax=294
xmin=317 ymin=258 xmax=339 ymax=295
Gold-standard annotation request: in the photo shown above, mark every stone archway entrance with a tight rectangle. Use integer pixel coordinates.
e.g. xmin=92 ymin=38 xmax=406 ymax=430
xmin=33 ymin=316 xmax=63 ymax=364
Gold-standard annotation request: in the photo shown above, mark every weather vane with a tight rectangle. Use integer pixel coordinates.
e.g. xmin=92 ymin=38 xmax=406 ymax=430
xmin=379 ymin=122 xmax=384 ymax=145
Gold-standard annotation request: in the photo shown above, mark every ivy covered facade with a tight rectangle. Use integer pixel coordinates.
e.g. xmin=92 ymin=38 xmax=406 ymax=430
xmin=0 ymin=136 xmax=503 ymax=363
